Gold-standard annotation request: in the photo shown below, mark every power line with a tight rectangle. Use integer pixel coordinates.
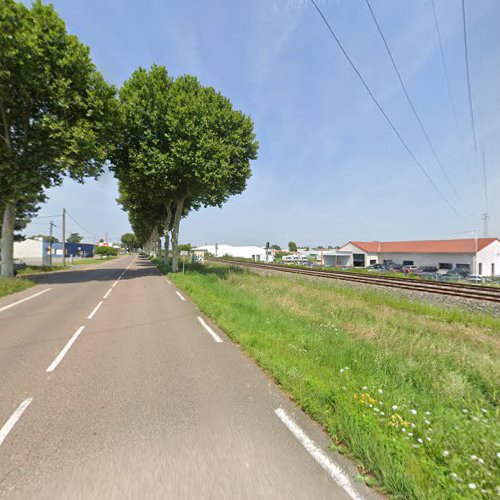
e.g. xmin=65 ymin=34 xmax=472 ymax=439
xmin=461 ymin=0 xmax=478 ymax=151
xmin=309 ymin=0 xmax=464 ymax=220
xmin=65 ymin=210 xmax=95 ymax=239
xmin=430 ymin=0 xmax=462 ymax=143
xmin=363 ymin=0 xmax=461 ymax=203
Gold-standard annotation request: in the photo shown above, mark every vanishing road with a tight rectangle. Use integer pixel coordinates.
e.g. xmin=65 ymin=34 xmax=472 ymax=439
xmin=0 ymin=255 xmax=373 ymax=499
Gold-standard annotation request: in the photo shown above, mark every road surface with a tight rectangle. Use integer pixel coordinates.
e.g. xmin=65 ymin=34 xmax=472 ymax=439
xmin=0 ymin=255 xmax=374 ymax=499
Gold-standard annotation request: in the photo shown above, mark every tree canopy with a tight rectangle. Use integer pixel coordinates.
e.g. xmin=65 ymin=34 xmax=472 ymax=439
xmin=0 ymin=0 xmax=117 ymax=276
xmin=67 ymin=233 xmax=83 ymax=244
xmin=288 ymin=241 xmax=298 ymax=252
xmin=112 ymin=66 xmax=258 ymax=271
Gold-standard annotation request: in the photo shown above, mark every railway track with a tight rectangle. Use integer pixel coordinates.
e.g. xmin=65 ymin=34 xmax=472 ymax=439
xmin=211 ymin=259 xmax=500 ymax=304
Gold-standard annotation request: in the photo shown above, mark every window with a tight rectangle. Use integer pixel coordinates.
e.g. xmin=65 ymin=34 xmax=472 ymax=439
xmin=383 ymin=259 xmax=392 ymax=264
xmin=438 ymin=263 xmax=452 ymax=270
xmin=369 ymin=259 xmax=376 ymax=265
xmin=478 ymin=263 xmax=482 ymax=275
xmin=456 ymin=263 xmax=470 ymax=271
xmin=403 ymin=260 xmax=414 ymax=266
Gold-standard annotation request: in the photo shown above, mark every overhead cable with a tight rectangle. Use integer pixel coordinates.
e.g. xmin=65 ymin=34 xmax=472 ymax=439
xmin=309 ymin=0 xmax=464 ymax=220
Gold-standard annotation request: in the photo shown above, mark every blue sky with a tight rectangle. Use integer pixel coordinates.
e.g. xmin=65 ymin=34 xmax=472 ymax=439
xmin=25 ymin=0 xmax=499 ymax=247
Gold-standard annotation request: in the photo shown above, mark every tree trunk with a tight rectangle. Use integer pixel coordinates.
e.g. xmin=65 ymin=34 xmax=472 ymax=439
xmin=171 ymin=197 xmax=185 ymax=273
xmin=163 ymin=205 xmax=172 ymax=269
xmin=1 ymin=202 xmax=16 ymax=277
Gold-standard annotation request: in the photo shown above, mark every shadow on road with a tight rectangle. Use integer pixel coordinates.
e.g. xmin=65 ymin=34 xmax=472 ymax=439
xmin=25 ymin=257 xmax=157 ymax=286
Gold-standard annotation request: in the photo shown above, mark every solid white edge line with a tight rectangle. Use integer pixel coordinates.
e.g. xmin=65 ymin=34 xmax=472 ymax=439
xmin=0 ymin=288 xmax=52 ymax=314
xmin=46 ymin=326 xmax=86 ymax=372
xmin=111 ymin=281 xmax=119 ymax=288
xmin=197 ymin=316 xmax=223 ymax=343
xmin=175 ymin=291 xmax=186 ymax=302
xmin=274 ymin=408 xmax=364 ymax=500
xmin=166 ymin=279 xmax=171 ymax=285
xmin=103 ymin=288 xmax=112 ymax=299
xmin=87 ymin=301 xmax=103 ymax=319
xmin=0 ymin=398 xmax=33 ymax=447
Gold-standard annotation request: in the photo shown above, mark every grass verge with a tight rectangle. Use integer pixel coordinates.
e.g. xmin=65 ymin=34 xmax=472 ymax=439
xmin=0 ymin=277 xmax=35 ymax=298
xmin=163 ymin=262 xmax=499 ymax=499
xmin=16 ymin=264 xmax=69 ymax=275
xmin=71 ymin=256 xmax=117 ymax=265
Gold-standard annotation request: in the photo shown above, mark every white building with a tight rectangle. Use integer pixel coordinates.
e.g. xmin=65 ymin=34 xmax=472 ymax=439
xmin=193 ymin=244 xmax=274 ymax=262
xmin=321 ymin=238 xmax=500 ymax=276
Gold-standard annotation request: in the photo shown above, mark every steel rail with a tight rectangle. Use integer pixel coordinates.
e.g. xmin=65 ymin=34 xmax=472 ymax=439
xmin=210 ymin=260 xmax=500 ymax=304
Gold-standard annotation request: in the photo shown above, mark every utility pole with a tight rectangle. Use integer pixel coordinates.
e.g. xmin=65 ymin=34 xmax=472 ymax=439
xmin=482 ymin=152 xmax=489 ymax=237
xmin=49 ymin=221 xmax=55 ymax=266
xmin=62 ymin=208 xmax=66 ymax=266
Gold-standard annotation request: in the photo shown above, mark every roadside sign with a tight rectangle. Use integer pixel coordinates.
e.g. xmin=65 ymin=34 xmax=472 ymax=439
xmin=180 ymin=251 xmax=189 ymax=256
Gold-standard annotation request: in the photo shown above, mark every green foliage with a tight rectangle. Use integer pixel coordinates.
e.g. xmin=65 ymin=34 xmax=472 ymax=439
xmin=94 ymin=245 xmax=118 ymax=257
xmin=120 ymin=232 xmax=140 ymax=251
xmin=0 ymin=276 xmax=35 ymax=298
xmin=111 ymin=65 xmax=258 ymax=271
xmin=66 ymin=232 xmax=83 ymax=244
xmin=288 ymin=241 xmax=297 ymax=252
xmin=167 ymin=264 xmax=500 ymax=499
xmin=0 ymin=0 xmax=117 ymax=276
xmin=270 ymin=244 xmax=281 ymax=250
xmin=32 ymin=234 xmax=58 ymax=243
xmin=178 ymin=243 xmax=192 ymax=252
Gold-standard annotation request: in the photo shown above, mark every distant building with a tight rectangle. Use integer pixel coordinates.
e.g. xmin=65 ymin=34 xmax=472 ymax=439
xmin=321 ymin=238 xmax=499 ymax=276
xmin=193 ymin=244 xmax=274 ymax=262
xmin=14 ymin=237 xmax=94 ymax=265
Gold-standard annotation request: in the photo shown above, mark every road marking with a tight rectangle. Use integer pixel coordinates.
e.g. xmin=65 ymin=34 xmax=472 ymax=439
xmin=197 ymin=316 xmax=223 ymax=343
xmin=0 ymin=398 xmax=33 ymax=447
xmin=175 ymin=291 xmax=186 ymax=301
xmin=0 ymin=288 xmax=52 ymax=314
xmin=166 ymin=279 xmax=171 ymax=285
xmin=87 ymin=301 xmax=103 ymax=319
xmin=46 ymin=326 xmax=86 ymax=372
xmin=111 ymin=280 xmax=119 ymax=288
xmin=103 ymin=288 xmax=112 ymax=299
xmin=274 ymin=408 xmax=363 ymax=500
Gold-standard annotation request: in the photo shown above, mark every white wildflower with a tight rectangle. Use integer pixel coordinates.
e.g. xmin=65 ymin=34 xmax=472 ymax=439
xmin=425 ymin=411 xmax=430 ymax=415
xmin=378 ymin=389 xmax=383 ymax=394
xmin=424 ymin=419 xmax=431 ymax=425
xmin=362 ymin=386 xmax=368 ymax=390
xmin=462 ymin=409 xmax=468 ymax=413
xmin=478 ymin=458 xmax=484 ymax=465
xmin=417 ymin=438 xmax=423 ymax=444
xmin=497 ymin=452 xmax=500 ymax=459
xmin=340 ymin=369 xmax=344 ymax=374
xmin=442 ymin=450 xmax=449 ymax=457
xmin=468 ymin=483 xmax=477 ymax=490
xmin=380 ymin=412 xmax=385 ymax=416
xmin=470 ymin=455 xmax=477 ymax=461
xmin=410 ymin=409 xmax=417 ymax=415
xmin=481 ymin=408 xmax=487 ymax=414
xmin=392 ymin=405 xmax=398 ymax=411
xmin=402 ymin=428 xmax=406 ymax=433
xmin=408 ymin=432 xmax=413 ymax=437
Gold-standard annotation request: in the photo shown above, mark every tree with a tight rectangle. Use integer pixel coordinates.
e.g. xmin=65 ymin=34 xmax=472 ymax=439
xmin=0 ymin=0 xmax=117 ymax=276
xmin=120 ymin=232 xmax=140 ymax=251
xmin=288 ymin=241 xmax=297 ymax=252
xmin=94 ymin=245 xmax=118 ymax=258
xmin=67 ymin=233 xmax=83 ymax=244
xmin=32 ymin=234 xmax=58 ymax=243
xmin=178 ymin=243 xmax=192 ymax=253
xmin=112 ymin=67 xmax=258 ymax=272
xmin=270 ymin=244 xmax=281 ymax=250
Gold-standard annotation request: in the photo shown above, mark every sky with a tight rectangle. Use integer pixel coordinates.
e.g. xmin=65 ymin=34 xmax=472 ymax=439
xmin=24 ymin=0 xmax=500 ymax=248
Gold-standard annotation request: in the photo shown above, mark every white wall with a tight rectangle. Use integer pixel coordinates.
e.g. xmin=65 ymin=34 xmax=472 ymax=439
xmin=13 ymin=239 xmax=44 ymax=265
xmin=378 ymin=252 xmax=474 ymax=271
xmin=477 ymin=240 xmax=500 ymax=276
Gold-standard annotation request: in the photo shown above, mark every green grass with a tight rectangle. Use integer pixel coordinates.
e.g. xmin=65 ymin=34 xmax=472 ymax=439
xmin=0 ymin=277 xmax=35 ymax=298
xmin=71 ymin=256 xmax=117 ymax=265
xmin=16 ymin=264 xmax=69 ymax=275
xmin=163 ymin=263 xmax=499 ymax=499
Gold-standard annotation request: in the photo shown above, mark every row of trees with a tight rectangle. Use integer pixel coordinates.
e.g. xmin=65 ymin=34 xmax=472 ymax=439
xmin=0 ymin=0 xmax=258 ymax=276
xmin=112 ymin=66 xmax=258 ymax=272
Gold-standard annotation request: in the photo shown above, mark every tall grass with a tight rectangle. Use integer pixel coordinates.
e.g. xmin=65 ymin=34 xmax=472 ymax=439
xmin=166 ymin=263 xmax=499 ymax=499
xmin=0 ymin=277 xmax=35 ymax=298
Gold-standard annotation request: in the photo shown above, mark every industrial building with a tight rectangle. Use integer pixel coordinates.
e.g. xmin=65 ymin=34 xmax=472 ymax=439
xmin=14 ymin=237 xmax=95 ymax=266
xmin=194 ymin=244 xmax=274 ymax=262
xmin=320 ymin=238 xmax=500 ymax=276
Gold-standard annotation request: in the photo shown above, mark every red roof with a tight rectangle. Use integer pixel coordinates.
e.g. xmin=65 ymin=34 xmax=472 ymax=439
xmin=343 ymin=238 xmax=498 ymax=254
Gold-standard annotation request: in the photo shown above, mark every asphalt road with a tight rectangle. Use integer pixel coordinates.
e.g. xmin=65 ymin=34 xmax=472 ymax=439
xmin=0 ymin=255 xmax=374 ymax=499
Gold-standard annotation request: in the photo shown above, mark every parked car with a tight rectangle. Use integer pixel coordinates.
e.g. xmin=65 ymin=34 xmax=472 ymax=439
xmin=366 ymin=264 xmax=385 ymax=271
xmin=447 ymin=267 xmax=470 ymax=278
xmin=465 ymin=275 xmax=496 ymax=284
xmin=418 ymin=271 xmax=440 ymax=281
xmin=402 ymin=265 xmax=418 ymax=274
xmin=440 ymin=272 xmax=464 ymax=282
xmin=385 ymin=262 xmax=404 ymax=272
xmin=416 ymin=266 xmax=438 ymax=275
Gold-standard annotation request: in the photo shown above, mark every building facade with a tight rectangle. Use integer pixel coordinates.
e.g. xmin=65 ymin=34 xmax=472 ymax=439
xmin=321 ymin=238 xmax=499 ymax=276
